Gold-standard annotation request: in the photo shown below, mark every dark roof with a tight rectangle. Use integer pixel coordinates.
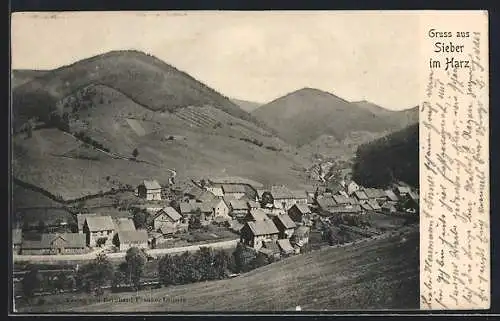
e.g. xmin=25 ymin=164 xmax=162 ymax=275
xmin=274 ymin=214 xmax=297 ymax=229
xmin=155 ymin=207 xmax=182 ymax=221
xmin=317 ymin=196 xmax=337 ymax=209
xmin=142 ymin=180 xmax=161 ymax=190
xmin=114 ymin=218 xmax=136 ymax=231
xmin=277 ymin=239 xmax=295 ymax=254
xmin=77 ymin=213 xmax=97 ymax=232
xmin=382 ymin=202 xmax=397 ymax=210
xmin=85 ymin=216 xmax=115 ymax=232
xmin=13 ymin=228 xmax=22 ymax=244
xmin=246 ymin=220 xmax=279 ymax=236
xmin=221 ymin=184 xmax=247 ymax=194
xmin=290 ymin=204 xmax=311 ymax=215
xmin=22 ymin=233 xmax=86 ymax=249
xmin=270 ymin=185 xmax=294 ymax=199
xmin=117 ymin=230 xmax=148 ymax=244
xmin=179 ymin=202 xmax=194 ymax=214
xmin=327 ymin=183 xmax=344 ymax=194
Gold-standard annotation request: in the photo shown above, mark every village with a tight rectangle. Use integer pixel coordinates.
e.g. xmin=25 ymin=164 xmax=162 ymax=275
xmin=13 ymin=175 xmax=419 ymax=261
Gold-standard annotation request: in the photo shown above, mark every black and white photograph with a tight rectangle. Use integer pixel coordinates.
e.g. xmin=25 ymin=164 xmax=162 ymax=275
xmin=10 ymin=11 xmax=422 ymax=313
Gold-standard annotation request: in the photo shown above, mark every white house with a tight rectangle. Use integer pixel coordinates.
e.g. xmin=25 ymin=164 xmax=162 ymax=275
xmin=138 ymin=180 xmax=162 ymax=201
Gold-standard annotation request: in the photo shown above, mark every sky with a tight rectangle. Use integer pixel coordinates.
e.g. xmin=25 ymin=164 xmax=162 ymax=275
xmin=11 ymin=11 xmax=421 ymax=110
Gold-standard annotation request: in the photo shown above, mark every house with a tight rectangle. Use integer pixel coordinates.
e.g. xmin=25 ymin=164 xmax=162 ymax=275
xmin=333 ymin=195 xmax=350 ymax=205
xmin=361 ymin=202 xmax=373 ymax=212
xmin=367 ymin=199 xmax=382 ymax=211
xmin=348 ymin=197 xmax=360 ymax=205
xmin=277 ymin=238 xmax=295 ymax=256
xmin=382 ymin=201 xmax=398 ymax=214
xmin=290 ymin=190 xmax=308 ymax=205
xmin=138 ymin=180 xmax=162 ymax=201
xmin=113 ymin=229 xmax=149 ymax=252
xmin=213 ymin=199 xmax=231 ymax=220
xmin=384 ymin=190 xmax=399 ymax=202
xmin=245 ymin=208 xmax=270 ymax=222
xmin=270 ymin=185 xmax=298 ymax=210
xmin=206 ymin=184 xmax=224 ymax=198
xmin=179 ymin=202 xmax=196 ymax=217
xmin=394 ymin=185 xmax=411 ymax=198
xmin=153 ymin=207 xmax=187 ymax=233
xmin=401 ymin=191 xmax=419 ymax=212
xmin=21 ymin=233 xmax=86 ymax=255
xmin=287 ymin=204 xmax=312 ymax=226
xmin=184 ymin=186 xmax=216 ymax=202
xmin=261 ymin=240 xmax=281 ymax=259
xmin=76 ymin=213 xmax=97 ymax=234
xmin=364 ymin=188 xmax=387 ymax=202
xmin=114 ymin=218 xmax=136 ymax=232
xmin=344 ymin=180 xmax=360 ymax=196
xmin=353 ymin=190 xmax=369 ymax=202
xmin=327 ymin=204 xmax=363 ymax=215
xmin=291 ymin=226 xmax=310 ymax=247
xmin=272 ymin=214 xmax=296 ymax=239
xmin=228 ymin=199 xmax=250 ymax=218
xmin=256 ymin=189 xmax=267 ymax=202
xmin=240 ymin=219 xmax=279 ymax=250
xmin=221 ymin=184 xmax=247 ymax=199
xmin=83 ymin=216 xmax=115 ymax=247
xmin=247 ymin=200 xmax=260 ymax=210
xmin=13 ymin=228 xmax=22 ymax=253
xmin=229 ymin=219 xmax=244 ymax=233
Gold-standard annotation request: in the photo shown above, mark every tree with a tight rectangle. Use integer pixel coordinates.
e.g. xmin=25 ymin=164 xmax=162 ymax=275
xmin=125 ymin=247 xmax=147 ymax=290
xmin=132 ymin=148 xmax=139 ymax=159
xmin=37 ymin=220 xmax=46 ymax=233
xmin=53 ymin=272 xmax=68 ymax=292
xmin=77 ymin=253 xmax=114 ymax=295
xmin=22 ymin=268 xmax=43 ymax=299
xmin=132 ymin=209 xmax=149 ymax=230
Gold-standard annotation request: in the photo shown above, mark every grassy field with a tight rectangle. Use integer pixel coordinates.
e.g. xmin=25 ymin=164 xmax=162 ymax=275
xmin=16 ymin=227 xmax=419 ymax=312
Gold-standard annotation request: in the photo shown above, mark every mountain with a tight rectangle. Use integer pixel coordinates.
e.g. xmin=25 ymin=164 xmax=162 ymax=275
xmin=252 ymin=88 xmax=416 ymax=147
xmin=12 ymin=51 xmax=314 ymax=201
xmin=11 ymin=70 xmax=48 ymax=89
xmin=12 ymin=50 xmax=267 ymax=132
xmin=230 ymin=98 xmax=263 ymax=113
xmin=353 ymin=100 xmax=419 ymax=129
xmin=352 ymin=123 xmax=419 ymax=188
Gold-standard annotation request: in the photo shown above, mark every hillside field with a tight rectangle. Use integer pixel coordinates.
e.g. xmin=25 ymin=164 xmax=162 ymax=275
xmin=17 ymin=227 xmax=419 ymax=312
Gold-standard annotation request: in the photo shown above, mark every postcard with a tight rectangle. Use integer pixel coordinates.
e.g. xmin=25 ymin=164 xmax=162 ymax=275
xmin=10 ymin=10 xmax=489 ymax=313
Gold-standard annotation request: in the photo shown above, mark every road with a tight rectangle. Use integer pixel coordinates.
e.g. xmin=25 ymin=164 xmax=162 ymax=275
xmin=13 ymin=239 xmax=238 ymax=263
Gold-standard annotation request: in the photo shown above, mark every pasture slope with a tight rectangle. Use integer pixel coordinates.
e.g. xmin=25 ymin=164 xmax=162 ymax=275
xmin=20 ymin=227 xmax=418 ymax=312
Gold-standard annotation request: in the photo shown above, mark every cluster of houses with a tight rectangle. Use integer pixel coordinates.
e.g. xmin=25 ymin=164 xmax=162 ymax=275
xmin=13 ymin=176 xmax=418 ymax=257
xmin=315 ymin=179 xmax=419 ymax=216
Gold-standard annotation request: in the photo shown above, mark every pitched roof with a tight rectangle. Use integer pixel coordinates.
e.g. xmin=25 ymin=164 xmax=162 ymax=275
xmin=229 ymin=199 xmax=249 ymax=211
xmin=248 ymin=208 xmax=269 ymax=221
xmin=117 ymin=229 xmax=148 ymax=244
xmin=199 ymin=201 xmax=217 ymax=213
xmin=156 ymin=207 xmax=182 ymax=221
xmin=85 ymin=215 xmax=115 ymax=232
xmin=291 ymin=204 xmax=311 ymax=215
xmin=277 ymin=239 xmax=295 ymax=254
xmin=395 ymin=186 xmax=411 ymax=194
xmin=13 ymin=228 xmax=22 ymax=244
xmin=327 ymin=183 xmax=344 ymax=194
xmin=382 ymin=201 xmax=397 ymax=210
xmin=270 ymin=185 xmax=294 ymax=199
xmin=364 ymin=188 xmax=386 ymax=199
xmin=333 ymin=195 xmax=350 ymax=205
xmin=327 ymin=205 xmax=362 ymax=214
xmin=367 ymin=199 xmax=381 ymax=210
xmin=354 ymin=190 xmax=369 ymax=200
xmin=160 ymin=225 xmax=177 ymax=235
xmin=290 ymin=190 xmax=307 ymax=199
xmin=408 ymin=191 xmax=419 ymax=201
xmin=317 ymin=196 xmax=337 ymax=209
xmin=77 ymin=213 xmax=98 ymax=232
xmin=221 ymin=184 xmax=247 ymax=194
xmin=361 ymin=203 xmax=373 ymax=211
xmin=114 ymin=218 xmax=136 ymax=231
xmin=246 ymin=220 xmax=279 ymax=236
xmin=348 ymin=197 xmax=360 ymax=205
xmin=179 ymin=202 xmax=194 ymax=214
xmin=256 ymin=189 xmax=268 ymax=199
xmin=274 ymin=214 xmax=296 ymax=229
xmin=22 ymin=233 xmax=86 ymax=249
xmin=143 ymin=179 xmax=161 ymax=190
xmin=229 ymin=219 xmax=244 ymax=232
xmin=384 ymin=190 xmax=399 ymax=202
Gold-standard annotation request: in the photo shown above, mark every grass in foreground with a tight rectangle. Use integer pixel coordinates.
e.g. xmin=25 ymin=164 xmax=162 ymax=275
xmin=17 ymin=227 xmax=419 ymax=312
